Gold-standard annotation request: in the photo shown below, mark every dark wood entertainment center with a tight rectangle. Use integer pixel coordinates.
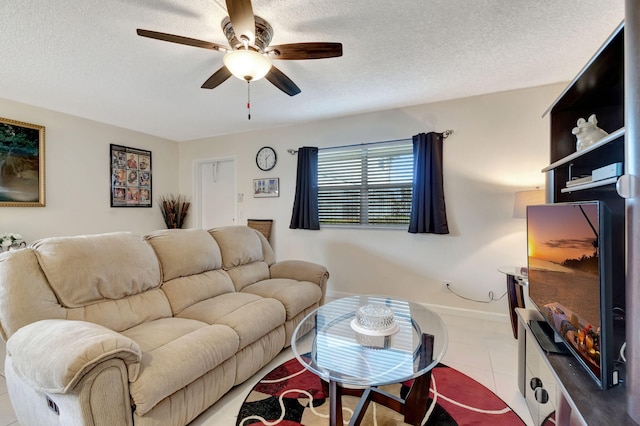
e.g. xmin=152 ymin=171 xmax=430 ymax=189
xmin=518 ymin=3 xmax=640 ymax=423
xmin=517 ymin=309 xmax=632 ymax=425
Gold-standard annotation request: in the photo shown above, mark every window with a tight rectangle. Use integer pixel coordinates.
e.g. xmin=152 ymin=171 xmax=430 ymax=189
xmin=318 ymin=141 xmax=413 ymax=227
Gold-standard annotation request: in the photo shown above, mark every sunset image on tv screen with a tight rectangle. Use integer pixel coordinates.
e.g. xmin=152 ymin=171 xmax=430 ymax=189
xmin=527 ymin=203 xmax=601 ymax=377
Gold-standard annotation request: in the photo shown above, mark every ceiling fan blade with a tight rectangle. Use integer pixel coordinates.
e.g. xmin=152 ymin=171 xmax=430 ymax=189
xmin=137 ymin=29 xmax=227 ymax=52
xmin=265 ymin=66 xmax=301 ymax=96
xmin=266 ymin=42 xmax=343 ymax=60
xmin=225 ymin=0 xmax=255 ymax=45
xmin=201 ymin=67 xmax=233 ymax=89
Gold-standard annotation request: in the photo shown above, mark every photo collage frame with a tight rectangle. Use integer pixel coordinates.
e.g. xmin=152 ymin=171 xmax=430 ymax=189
xmin=110 ymin=144 xmax=152 ymax=207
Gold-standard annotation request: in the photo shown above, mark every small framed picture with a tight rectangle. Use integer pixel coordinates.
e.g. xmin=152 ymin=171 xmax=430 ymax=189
xmin=0 ymin=117 xmax=45 ymax=207
xmin=111 ymin=144 xmax=152 ymax=207
xmin=254 ymin=178 xmax=279 ymax=198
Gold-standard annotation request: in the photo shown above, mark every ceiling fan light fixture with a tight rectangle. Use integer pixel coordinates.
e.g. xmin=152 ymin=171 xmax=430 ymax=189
xmin=223 ymin=49 xmax=272 ymax=82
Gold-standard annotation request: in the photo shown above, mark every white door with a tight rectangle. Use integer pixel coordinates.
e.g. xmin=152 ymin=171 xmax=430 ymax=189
xmin=195 ymin=157 xmax=237 ymax=229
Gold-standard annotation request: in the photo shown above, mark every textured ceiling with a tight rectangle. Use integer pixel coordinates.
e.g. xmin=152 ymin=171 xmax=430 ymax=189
xmin=0 ymin=0 xmax=625 ymax=142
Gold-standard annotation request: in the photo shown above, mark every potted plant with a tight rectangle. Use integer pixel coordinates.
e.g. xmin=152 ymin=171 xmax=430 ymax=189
xmin=158 ymin=194 xmax=190 ymax=229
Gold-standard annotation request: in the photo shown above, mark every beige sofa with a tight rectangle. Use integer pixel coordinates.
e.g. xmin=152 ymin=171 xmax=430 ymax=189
xmin=0 ymin=226 xmax=328 ymax=426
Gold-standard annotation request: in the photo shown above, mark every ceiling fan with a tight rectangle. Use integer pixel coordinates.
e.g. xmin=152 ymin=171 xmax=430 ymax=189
xmin=137 ymin=0 xmax=343 ymax=97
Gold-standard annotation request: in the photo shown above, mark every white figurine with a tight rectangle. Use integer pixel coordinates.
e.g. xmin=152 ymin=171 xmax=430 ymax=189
xmin=572 ymin=114 xmax=608 ymax=151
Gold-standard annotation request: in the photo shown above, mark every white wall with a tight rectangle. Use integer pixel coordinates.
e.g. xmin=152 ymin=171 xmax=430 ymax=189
xmin=179 ymin=83 xmax=564 ymax=315
xmin=0 ymin=83 xmax=563 ymax=316
xmin=0 ymin=98 xmax=179 ymax=242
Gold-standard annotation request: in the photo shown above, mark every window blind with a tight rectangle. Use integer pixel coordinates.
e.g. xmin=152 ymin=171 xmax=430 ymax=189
xmin=318 ymin=141 xmax=413 ymax=227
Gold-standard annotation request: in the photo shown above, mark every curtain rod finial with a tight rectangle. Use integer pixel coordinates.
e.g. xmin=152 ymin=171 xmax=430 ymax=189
xmin=287 ymin=149 xmax=298 ymax=155
xmin=442 ymin=129 xmax=454 ymax=138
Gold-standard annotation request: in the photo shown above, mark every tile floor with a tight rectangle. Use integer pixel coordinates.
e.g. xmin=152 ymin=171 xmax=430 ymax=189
xmin=0 ymin=309 xmax=534 ymax=426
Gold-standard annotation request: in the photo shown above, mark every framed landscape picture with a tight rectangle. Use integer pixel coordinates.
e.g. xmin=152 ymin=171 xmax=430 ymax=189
xmin=253 ymin=178 xmax=279 ymax=198
xmin=110 ymin=144 xmax=152 ymax=207
xmin=0 ymin=117 xmax=45 ymax=207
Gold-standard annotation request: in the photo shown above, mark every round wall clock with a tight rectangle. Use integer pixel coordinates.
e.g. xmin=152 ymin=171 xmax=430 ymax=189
xmin=256 ymin=146 xmax=277 ymax=171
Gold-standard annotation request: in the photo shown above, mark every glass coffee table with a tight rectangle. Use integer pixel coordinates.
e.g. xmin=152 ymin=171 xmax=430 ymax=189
xmin=291 ymin=295 xmax=448 ymax=426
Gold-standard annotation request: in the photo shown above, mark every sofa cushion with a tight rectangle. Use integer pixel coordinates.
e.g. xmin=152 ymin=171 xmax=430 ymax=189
xmin=122 ymin=318 xmax=239 ymax=415
xmin=226 ymin=262 xmax=271 ymax=292
xmin=131 ymin=357 xmax=237 ymax=425
xmin=31 ymin=232 xmax=161 ymax=308
xmin=145 ymin=229 xmax=222 ymax=282
xmin=66 ymin=289 xmax=173 ymax=332
xmin=0 ymin=249 xmax=66 ymax=340
xmin=161 ymin=270 xmax=235 ymax=315
xmin=241 ymin=279 xmax=323 ymax=320
xmin=209 ymin=226 xmax=264 ymax=269
xmin=254 ymin=229 xmax=276 ymax=266
xmin=177 ymin=293 xmax=286 ymax=350
xmin=146 ymin=229 xmax=236 ymax=315
xmin=209 ymin=226 xmax=272 ymax=291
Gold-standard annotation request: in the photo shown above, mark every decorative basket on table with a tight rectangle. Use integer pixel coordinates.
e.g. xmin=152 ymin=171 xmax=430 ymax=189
xmin=351 ymin=303 xmax=399 ymax=349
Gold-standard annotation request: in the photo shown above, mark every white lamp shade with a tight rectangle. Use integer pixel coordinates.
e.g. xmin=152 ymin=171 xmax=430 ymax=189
xmin=513 ymin=189 xmax=546 ymax=218
xmin=223 ymin=49 xmax=272 ymax=82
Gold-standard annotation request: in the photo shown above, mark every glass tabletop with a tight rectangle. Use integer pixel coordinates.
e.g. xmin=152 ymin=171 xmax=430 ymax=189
xmin=291 ymin=295 xmax=448 ymax=387
xmin=497 ymin=266 xmax=528 ymax=278
xmin=497 ymin=266 xmax=529 ymax=285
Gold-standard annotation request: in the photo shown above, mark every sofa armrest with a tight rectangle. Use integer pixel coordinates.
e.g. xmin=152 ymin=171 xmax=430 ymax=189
xmin=6 ymin=319 xmax=141 ymax=394
xmin=270 ymin=260 xmax=329 ymax=284
xmin=270 ymin=260 xmax=329 ymax=304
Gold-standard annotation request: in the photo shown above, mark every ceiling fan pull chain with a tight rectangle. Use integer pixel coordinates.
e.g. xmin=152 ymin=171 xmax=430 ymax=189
xmin=247 ymin=80 xmax=251 ymax=120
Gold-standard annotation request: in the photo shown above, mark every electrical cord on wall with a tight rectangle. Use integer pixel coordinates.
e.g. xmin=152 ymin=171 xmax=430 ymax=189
xmin=445 ymin=283 xmax=507 ymax=304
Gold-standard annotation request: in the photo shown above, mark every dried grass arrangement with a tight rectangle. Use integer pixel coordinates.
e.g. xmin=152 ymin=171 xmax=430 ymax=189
xmin=159 ymin=194 xmax=190 ymax=229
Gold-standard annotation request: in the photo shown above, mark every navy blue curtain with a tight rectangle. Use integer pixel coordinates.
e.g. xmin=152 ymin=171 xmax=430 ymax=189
xmin=289 ymin=147 xmax=320 ymax=230
xmin=409 ymin=132 xmax=449 ymax=234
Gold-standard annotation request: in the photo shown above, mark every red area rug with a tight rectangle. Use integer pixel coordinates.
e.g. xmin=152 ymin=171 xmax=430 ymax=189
xmin=236 ymin=354 xmax=526 ymax=425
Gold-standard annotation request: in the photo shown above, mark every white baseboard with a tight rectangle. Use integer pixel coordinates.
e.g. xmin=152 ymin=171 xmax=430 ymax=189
xmin=325 ymin=290 xmax=509 ymax=323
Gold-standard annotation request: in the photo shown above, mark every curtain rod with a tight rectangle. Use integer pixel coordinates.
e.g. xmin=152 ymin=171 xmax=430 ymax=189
xmin=286 ymin=129 xmax=453 ymax=155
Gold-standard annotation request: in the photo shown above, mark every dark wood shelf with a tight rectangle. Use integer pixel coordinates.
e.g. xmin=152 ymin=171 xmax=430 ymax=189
xmin=560 ymin=176 xmax=618 ymax=193
xmin=545 ymin=23 xmax=624 ymax=164
xmin=542 ymin=128 xmax=625 ymax=172
xmin=517 ymin=309 xmax=636 ymax=425
xmin=530 ymin=19 xmax=633 ymax=425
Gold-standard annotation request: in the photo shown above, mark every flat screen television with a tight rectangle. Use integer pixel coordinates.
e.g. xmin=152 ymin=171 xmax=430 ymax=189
xmin=526 ymin=201 xmax=624 ymax=388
